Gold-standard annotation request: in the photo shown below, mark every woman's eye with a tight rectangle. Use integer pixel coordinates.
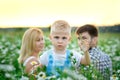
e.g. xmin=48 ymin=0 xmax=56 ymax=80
xmin=36 ymin=37 xmax=43 ymax=41
xmin=36 ymin=39 xmax=40 ymax=41
xmin=41 ymin=37 xmax=43 ymax=40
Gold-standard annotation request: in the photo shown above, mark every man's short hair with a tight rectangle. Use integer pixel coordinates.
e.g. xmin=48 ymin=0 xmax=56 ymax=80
xmin=76 ymin=24 xmax=98 ymax=37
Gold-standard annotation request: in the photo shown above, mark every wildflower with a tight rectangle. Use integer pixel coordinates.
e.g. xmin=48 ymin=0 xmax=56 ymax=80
xmin=45 ymin=75 xmax=56 ymax=80
xmin=64 ymin=69 xmax=87 ymax=80
xmin=36 ymin=71 xmax=46 ymax=80
xmin=110 ymin=74 xmax=119 ymax=80
xmin=30 ymin=61 xmax=38 ymax=66
xmin=0 ymin=64 xmax=15 ymax=72
xmin=20 ymin=76 xmax=29 ymax=80
xmin=5 ymin=73 xmax=11 ymax=78
xmin=117 ymin=70 xmax=120 ymax=73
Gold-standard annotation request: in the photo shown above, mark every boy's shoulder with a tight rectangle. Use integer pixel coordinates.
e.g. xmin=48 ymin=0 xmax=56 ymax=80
xmin=42 ymin=49 xmax=81 ymax=56
xmin=67 ymin=49 xmax=81 ymax=56
xmin=43 ymin=49 xmax=53 ymax=53
xmin=41 ymin=49 xmax=53 ymax=57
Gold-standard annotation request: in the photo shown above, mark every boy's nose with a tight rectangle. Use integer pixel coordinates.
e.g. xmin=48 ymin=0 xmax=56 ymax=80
xmin=58 ymin=39 xmax=63 ymax=43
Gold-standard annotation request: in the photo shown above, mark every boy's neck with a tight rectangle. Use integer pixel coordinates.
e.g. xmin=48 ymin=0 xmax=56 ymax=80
xmin=54 ymin=49 xmax=66 ymax=54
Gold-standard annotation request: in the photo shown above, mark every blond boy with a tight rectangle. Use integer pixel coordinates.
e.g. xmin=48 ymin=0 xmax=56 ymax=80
xmin=40 ymin=20 xmax=90 ymax=76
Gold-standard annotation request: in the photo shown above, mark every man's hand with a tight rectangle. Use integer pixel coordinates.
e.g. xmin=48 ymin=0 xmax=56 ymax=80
xmin=80 ymin=39 xmax=90 ymax=52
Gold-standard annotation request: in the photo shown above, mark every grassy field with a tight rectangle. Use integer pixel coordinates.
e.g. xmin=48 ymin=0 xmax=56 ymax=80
xmin=0 ymin=30 xmax=120 ymax=80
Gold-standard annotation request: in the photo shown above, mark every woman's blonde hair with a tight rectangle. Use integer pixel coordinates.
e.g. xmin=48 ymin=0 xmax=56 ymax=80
xmin=18 ymin=28 xmax=43 ymax=64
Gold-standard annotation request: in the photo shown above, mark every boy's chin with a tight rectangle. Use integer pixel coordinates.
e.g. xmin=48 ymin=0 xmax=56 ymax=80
xmin=57 ymin=48 xmax=65 ymax=51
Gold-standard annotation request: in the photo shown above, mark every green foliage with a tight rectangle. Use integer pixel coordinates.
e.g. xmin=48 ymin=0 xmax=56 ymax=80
xmin=0 ymin=31 xmax=120 ymax=79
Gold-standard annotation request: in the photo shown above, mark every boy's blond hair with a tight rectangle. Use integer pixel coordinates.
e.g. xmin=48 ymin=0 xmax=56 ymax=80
xmin=18 ymin=28 xmax=43 ymax=64
xmin=50 ymin=20 xmax=71 ymax=35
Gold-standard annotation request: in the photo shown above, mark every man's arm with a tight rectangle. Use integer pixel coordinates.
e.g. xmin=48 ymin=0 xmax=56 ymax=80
xmin=80 ymin=40 xmax=91 ymax=65
xmin=81 ymin=51 xmax=90 ymax=65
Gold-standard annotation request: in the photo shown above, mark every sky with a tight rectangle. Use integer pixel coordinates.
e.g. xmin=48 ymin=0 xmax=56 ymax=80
xmin=0 ymin=0 xmax=120 ymax=28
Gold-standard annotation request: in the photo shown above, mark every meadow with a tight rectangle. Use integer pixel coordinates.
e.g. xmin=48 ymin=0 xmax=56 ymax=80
xmin=0 ymin=29 xmax=120 ymax=80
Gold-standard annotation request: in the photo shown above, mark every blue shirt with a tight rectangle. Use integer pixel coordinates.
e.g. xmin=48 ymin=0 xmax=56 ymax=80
xmin=46 ymin=50 xmax=71 ymax=76
xmin=40 ymin=49 xmax=82 ymax=77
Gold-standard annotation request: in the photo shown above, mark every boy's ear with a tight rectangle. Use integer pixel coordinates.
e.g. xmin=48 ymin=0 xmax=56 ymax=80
xmin=69 ymin=36 xmax=71 ymax=41
xmin=49 ymin=35 xmax=52 ymax=40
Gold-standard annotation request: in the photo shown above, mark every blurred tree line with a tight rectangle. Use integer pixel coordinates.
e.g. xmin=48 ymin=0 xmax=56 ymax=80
xmin=0 ymin=24 xmax=120 ymax=33
xmin=99 ymin=24 xmax=120 ymax=33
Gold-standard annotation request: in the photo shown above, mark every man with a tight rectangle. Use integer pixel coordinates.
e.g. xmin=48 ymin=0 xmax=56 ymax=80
xmin=76 ymin=24 xmax=112 ymax=79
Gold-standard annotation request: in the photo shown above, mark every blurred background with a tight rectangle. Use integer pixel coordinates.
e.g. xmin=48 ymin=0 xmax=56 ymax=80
xmin=0 ymin=0 xmax=120 ymax=79
xmin=0 ymin=0 xmax=120 ymax=27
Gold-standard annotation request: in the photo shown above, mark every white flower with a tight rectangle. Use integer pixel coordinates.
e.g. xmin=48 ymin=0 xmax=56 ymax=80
xmin=110 ymin=76 xmax=119 ymax=80
xmin=0 ymin=64 xmax=15 ymax=71
xmin=5 ymin=73 xmax=11 ymax=78
xmin=36 ymin=71 xmax=46 ymax=80
xmin=45 ymin=75 xmax=56 ymax=80
xmin=64 ymin=69 xmax=87 ymax=80
xmin=20 ymin=76 xmax=29 ymax=80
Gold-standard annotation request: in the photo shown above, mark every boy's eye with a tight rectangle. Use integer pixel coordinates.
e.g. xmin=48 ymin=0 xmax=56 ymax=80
xmin=54 ymin=36 xmax=59 ymax=39
xmin=62 ymin=37 xmax=67 ymax=40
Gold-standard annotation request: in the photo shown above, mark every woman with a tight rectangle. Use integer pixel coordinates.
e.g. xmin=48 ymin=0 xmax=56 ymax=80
xmin=18 ymin=28 xmax=44 ymax=73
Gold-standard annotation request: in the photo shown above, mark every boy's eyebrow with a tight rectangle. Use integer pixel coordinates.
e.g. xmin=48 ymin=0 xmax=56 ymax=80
xmin=54 ymin=36 xmax=58 ymax=37
xmin=54 ymin=36 xmax=59 ymax=38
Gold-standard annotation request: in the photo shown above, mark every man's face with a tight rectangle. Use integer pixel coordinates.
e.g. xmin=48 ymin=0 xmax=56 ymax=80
xmin=77 ymin=32 xmax=94 ymax=50
xmin=50 ymin=32 xmax=71 ymax=51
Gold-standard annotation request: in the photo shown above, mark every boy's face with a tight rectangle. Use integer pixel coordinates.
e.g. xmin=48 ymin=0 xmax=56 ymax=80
xmin=77 ymin=32 xmax=97 ymax=50
xmin=50 ymin=32 xmax=71 ymax=51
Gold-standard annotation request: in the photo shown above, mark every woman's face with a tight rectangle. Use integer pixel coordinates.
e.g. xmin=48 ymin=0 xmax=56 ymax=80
xmin=34 ymin=34 xmax=44 ymax=52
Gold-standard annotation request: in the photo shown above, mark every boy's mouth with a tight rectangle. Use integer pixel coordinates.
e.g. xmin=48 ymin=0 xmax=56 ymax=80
xmin=57 ymin=45 xmax=63 ymax=47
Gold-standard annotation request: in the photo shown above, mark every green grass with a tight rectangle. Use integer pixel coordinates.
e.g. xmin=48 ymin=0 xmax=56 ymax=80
xmin=0 ymin=30 xmax=120 ymax=80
